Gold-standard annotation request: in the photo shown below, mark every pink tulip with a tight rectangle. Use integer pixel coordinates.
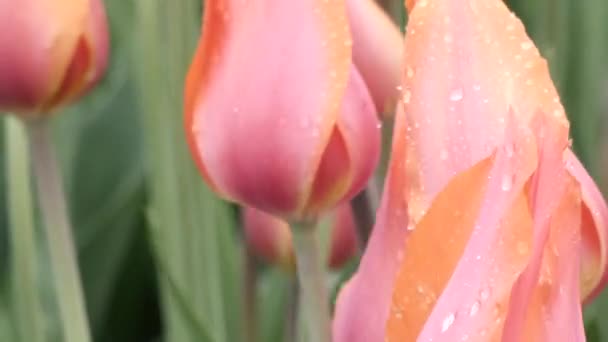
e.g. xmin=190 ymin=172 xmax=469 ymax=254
xmin=184 ymin=0 xmax=402 ymax=221
xmin=0 ymin=0 xmax=109 ymax=115
xmin=333 ymin=0 xmax=608 ymax=341
xmin=243 ymin=204 xmax=359 ymax=271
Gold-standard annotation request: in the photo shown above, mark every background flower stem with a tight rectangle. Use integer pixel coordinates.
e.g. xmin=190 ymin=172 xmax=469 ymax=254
xmin=291 ymin=220 xmax=331 ymax=342
xmin=26 ymin=118 xmax=91 ymax=342
xmin=5 ymin=117 xmax=44 ymax=342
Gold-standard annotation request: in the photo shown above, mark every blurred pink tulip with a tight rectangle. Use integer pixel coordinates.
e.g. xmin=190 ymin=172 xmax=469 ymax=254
xmin=0 ymin=0 xmax=109 ymax=115
xmin=243 ymin=204 xmax=359 ymax=271
xmin=184 ymin=0 xmax=401 ymax=221
xmin=333 ymin=1 xmax=608 ymax=341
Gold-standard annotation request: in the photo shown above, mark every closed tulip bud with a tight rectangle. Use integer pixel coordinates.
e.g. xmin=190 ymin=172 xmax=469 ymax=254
xmin=243 ymin=205 xmax=359 ymax=271
xmin=0 ymin=0 xmax=109 ymax=115
xmin=184 ymin=0 xmax=403 ymax=221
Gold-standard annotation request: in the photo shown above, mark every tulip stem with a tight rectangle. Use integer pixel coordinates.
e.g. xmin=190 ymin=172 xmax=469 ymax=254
xmin=243 ymin=245 xmax=258 ymax=342
xmin=291 ymin=220 xmax=331 ymax=342
xmin=5 ymin=117 xmax=45 ymax=342
xmin=26 ymin=119 xmax=91 ymax=342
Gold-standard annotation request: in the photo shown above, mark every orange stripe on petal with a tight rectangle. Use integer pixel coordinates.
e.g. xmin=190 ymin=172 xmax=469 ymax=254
xmin=333 ymin=105 xmax=409 ymax=342
xmin=387 ymin=117 xmax=537 ymax=342
xmin=402 ymin=0 xmax=569 ymax=223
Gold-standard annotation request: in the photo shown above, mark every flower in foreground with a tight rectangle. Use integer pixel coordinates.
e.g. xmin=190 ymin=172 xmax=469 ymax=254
xmin=244 ymin=204 xmax=359 ymax=270
xmin=184 ymin=0 xmax=402 ymax=221
xmin=0 ymin=0 xmax=109 ymax=115
xmin=333 ymin=1 xmax=608 ymax=341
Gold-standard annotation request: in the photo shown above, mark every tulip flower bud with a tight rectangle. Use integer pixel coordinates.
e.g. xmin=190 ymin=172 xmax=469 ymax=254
xmin=185 ymin=1 xmax=381 ymax=222
xmin=0 ymin=0 xmax=109 ymax=115
xmin=243 ymin=205 xmax=359 ymax=271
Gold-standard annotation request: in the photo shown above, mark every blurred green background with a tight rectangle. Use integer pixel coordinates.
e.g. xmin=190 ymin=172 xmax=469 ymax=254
xmin=0 ymin=0 xmax=607 ymax=341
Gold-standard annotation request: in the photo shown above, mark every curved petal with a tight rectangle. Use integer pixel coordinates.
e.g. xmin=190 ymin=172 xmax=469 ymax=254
xmin=328 ymin=204 xmax=359 ymax=269
xmin=565 ymin=149 xmax=608 ymax=301
xmin=300 ymin=64 xmax=380 ymax=217
xmin=502 ymin=114 xmax=584 ymax=341
xmin=0 ymin=0 xmax=87 ymax=112
xmin=186 ymin=0 xmax=352 ymax=216
xmin=243 ymin=207 xmax=295 ymax=270
xmin=346 ymin=0 xmax=403 ymax=115
xmin=333 ymin=106 xmax=409 ymax=342
xmin=44 ymin=0 xmax=109 ymax=111
xmin=388 ymin=118 xmax=537 ymax=342
xmin=402 ymin=0 xmax=568 ymax=223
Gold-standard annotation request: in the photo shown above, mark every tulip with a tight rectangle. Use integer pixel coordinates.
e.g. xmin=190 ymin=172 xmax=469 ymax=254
xmin=243 ymin=204 xmax=359 ymax=271
xmin=0 ymin=0 xmax=109 ymax=115
xmin=333 ymin=0 xmax=608 ymax=341
xmin=184 ymin=0 xmax=401 ymax=221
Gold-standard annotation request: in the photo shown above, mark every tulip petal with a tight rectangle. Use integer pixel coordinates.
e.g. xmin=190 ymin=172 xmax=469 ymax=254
xmin=243 ymin=207 xmax=295 ymax=270
xmin=328 ymin=204 xmax=359 ymax=269
xmin=402 ymin=0 xmax=568 ymax=224
xmin=501 ymin=114 xmax=584 ymax=341
xmin=333 ymin=106 xmax=409 ymax=342
xmin=502 ymin=173 xmax=584 ymax=342
xmin=565 ymin=149 xmax=608 ymax=301
xmin=0 ymin=0 xmax=87 ymax=112
xmin=303 ymin=65 xmax=380 ymax=216
xmin=386 ymin=117 xmax=537 ymax=342
xmin=186 ymin=0 xmax=356 ymax=216
xmin=346 ymin=0 xmax=403 ymax=114
xmin=47 ymin=0 xmax=109 ymax=110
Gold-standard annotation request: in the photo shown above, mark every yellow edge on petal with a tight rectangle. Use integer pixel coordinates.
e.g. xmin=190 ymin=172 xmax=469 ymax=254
xmin=296 ymin=0 xmax=354 ymax=217
xmin=36 ymin=0 xmax=88 ymax=113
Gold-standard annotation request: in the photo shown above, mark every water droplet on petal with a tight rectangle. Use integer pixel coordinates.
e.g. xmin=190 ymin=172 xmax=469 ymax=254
xmin=501 ymin=173 xmax=513 ymax=191
xmin=450 ymin=88 xmax=464 ymax=102
xmin=521 ymin=41 xmax=534 ymax=50
xmin=441 ymin=313 xmax=456 ymax=333
xmin=403 ymin=90 xmax=412 ymax=104
xmin=407 ymin=66 xmax=415 ymax=78
xmin=517 ymin=241 xmax=528 ymax=255
xmin=480 ymin=288 xmax=491 ymax=301
xmin=440 ymin=149 xmax=449 ymax=161
xmin=469 ymin=301 xmax=480 ymax=317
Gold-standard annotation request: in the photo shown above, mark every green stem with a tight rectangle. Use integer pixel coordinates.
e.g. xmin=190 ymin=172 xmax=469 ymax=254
xmin=26 ymin=119 xmax=91 ymax=342
xmin=5 ymin=117 xmax=45 ymax=342
xmin=291 ymin=221 xmax=331 ymax=342
xmin=243 ymin=246 xmax=258 ymax=342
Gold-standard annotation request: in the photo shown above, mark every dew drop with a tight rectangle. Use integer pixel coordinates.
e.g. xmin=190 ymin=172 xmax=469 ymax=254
xmin=449 ymin=88 xmax=464 ymax=102
xmin=517 ymin=241 xmax=528 ymax=255
xmin=501 ymin=173 xmax=513 ymax=191
xmin=403 ymin=90 xmax=412 ymax=104
xmin=441 ymin=313 xmax=456 ymax=333
xmin=233 ymin=107 xmax=240 ymax=113
xmin=440 ymin=149 xmax=449 ymax=161
xmin=469 ymin=301 xmax=480 ymax=317
xmin=521 ymin=41 xmax=534 ymax=50
xmin=444 ymin=33 xmax=453 ymax=43
xmin=480 ymin=288 xmax=490 ymax=301
xmin=407 ymin=66 xmax=415 ymax=78
xmin=472 ymin=84 xmax=481 ymax=91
